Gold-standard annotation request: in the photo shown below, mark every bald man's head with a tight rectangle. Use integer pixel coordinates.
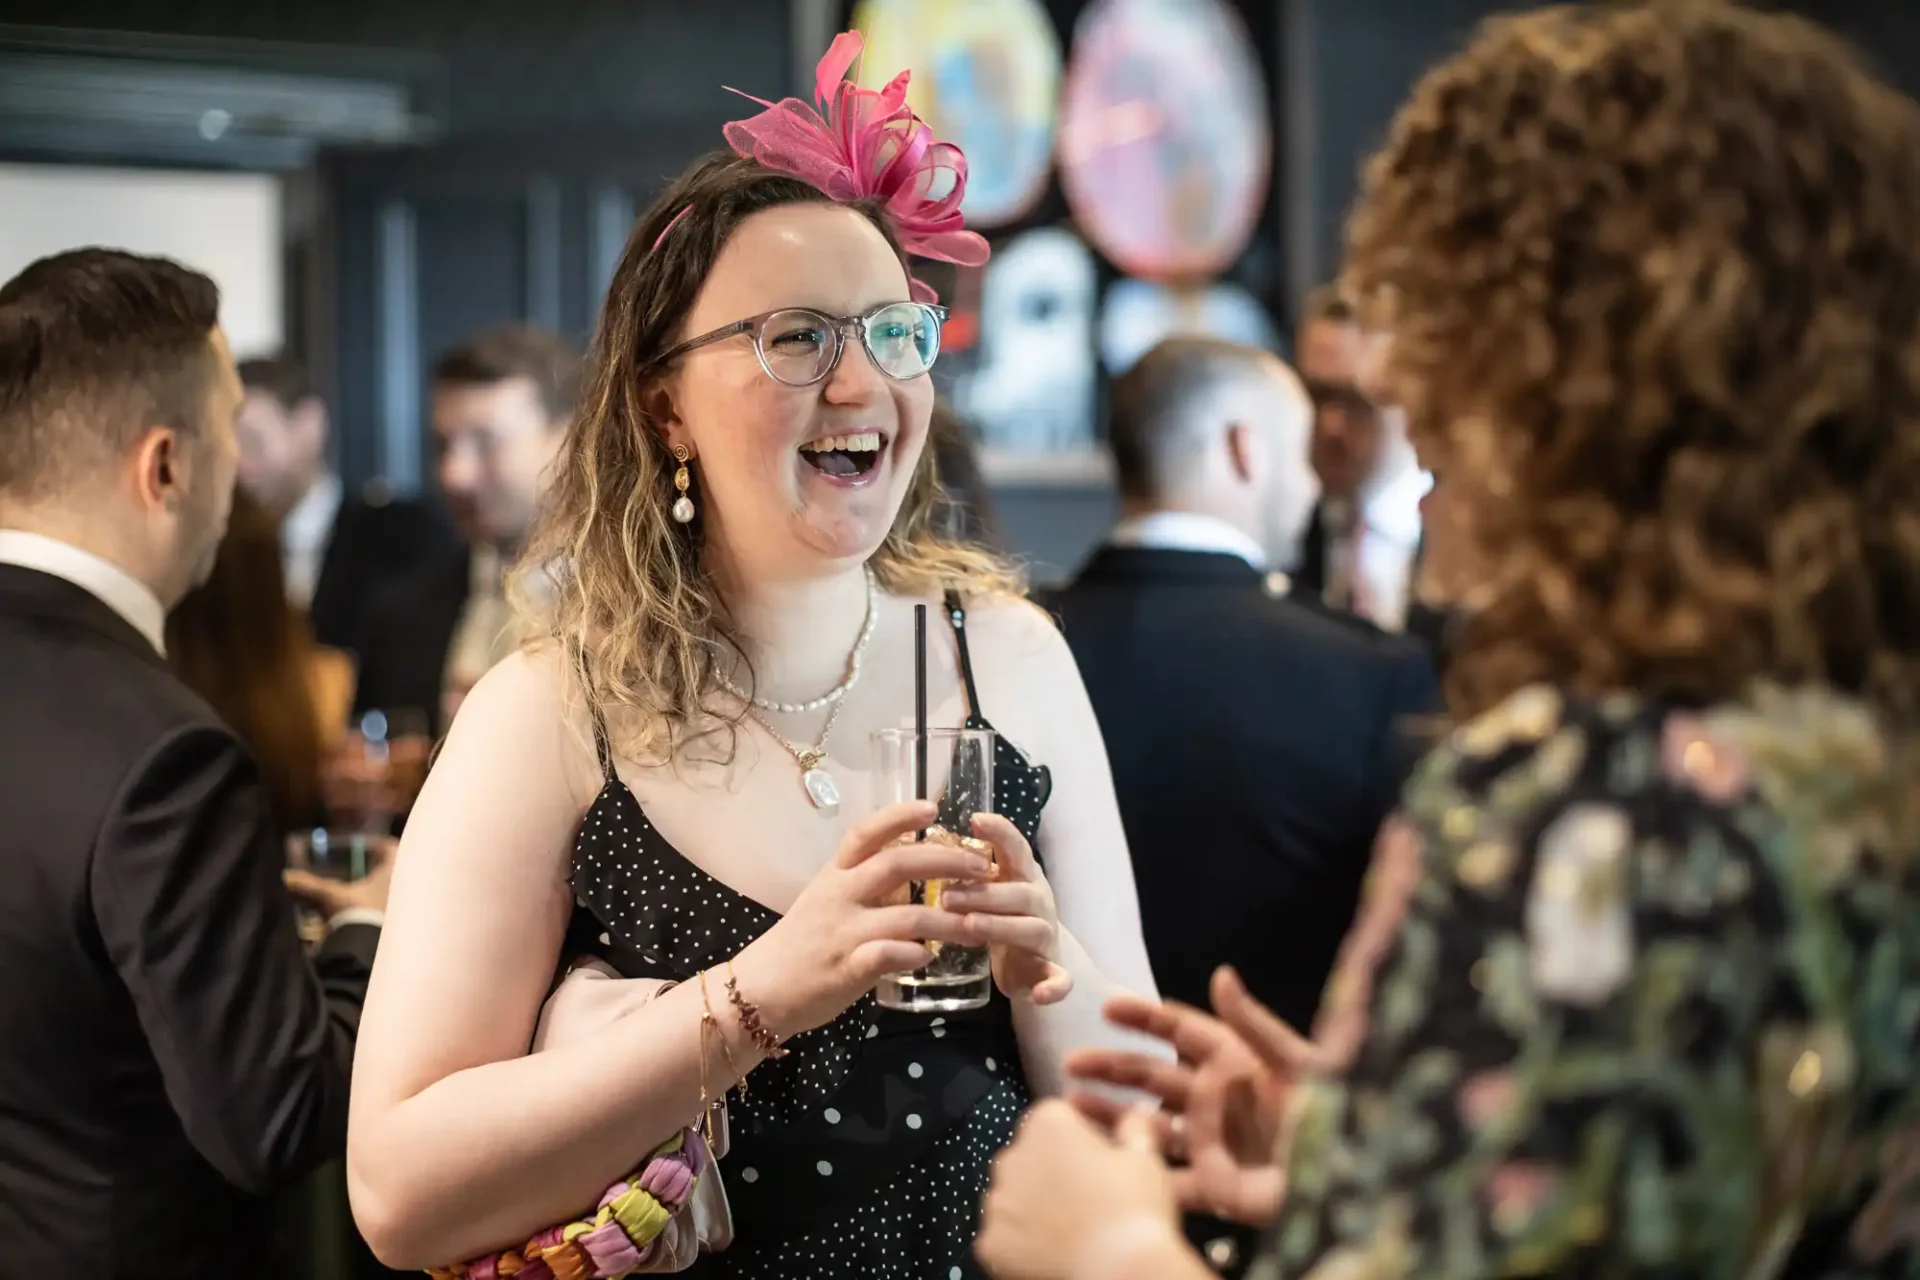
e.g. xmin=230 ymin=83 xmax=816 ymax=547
xmin=1108 ymin=336 xmax=1319 ymax=565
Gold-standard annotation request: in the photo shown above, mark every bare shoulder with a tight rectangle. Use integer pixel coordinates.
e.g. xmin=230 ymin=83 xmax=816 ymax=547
xmin=955 ymin=591 xmax=1069 ymax=669
xmin=435 ymin=645 xmax=602 ymax=809
xmin=947 ymin=592 xmax=1090 ymax=763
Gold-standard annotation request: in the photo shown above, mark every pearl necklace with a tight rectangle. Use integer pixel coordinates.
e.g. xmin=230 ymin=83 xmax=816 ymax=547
xmin=717 ymin=566 xmax=878 ymax=713
xmin=722 ymin=566 xmax=878 ymax=816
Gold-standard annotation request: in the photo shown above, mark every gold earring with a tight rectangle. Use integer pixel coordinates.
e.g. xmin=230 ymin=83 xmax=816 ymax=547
xmin=670 ymin=443 xmax=696 ymax=524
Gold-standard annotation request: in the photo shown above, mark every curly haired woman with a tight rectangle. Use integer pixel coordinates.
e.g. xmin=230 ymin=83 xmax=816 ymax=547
xmin=978 ymin=5 xmax=1920 ymax=1279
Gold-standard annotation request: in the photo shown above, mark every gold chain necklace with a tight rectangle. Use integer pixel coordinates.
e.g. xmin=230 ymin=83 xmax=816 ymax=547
xmin=743 ymin=693 xmax=849 ymax=815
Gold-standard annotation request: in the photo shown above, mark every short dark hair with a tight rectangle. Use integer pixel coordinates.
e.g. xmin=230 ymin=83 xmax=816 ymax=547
xmin=1108 ymin=336 xmax=1277 ymax=501
xmin=237 ymin=354 xmax=313 ymax=409
xmin=0 ymin=248 xmax=221 ymax=500
xmin=431 ymin=325 xmax=581 ymax=426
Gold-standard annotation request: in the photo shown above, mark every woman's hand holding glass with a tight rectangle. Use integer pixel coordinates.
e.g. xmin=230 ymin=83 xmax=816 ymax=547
xmin=732 ymin=800 xmax=992 ymax=1037
xmin=1065 ymin=965 xmax=1327 ymax=1227
xmin=940 ymin=812 xmax=1073 ymax=1005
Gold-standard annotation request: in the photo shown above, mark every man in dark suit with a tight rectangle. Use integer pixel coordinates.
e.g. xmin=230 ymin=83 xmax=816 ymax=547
xmin=1292 ymin=285 xmax=1428 ymax=632
xmin=0 ymin=249 xmax=389 ymax=1278
xmin=1039 ymin=336 xmax=1438 ymax=1275
xmin=352 ymin=326 xmax=578 ymax=739
xmin=235 ymin=355 xmax=446 ymax=654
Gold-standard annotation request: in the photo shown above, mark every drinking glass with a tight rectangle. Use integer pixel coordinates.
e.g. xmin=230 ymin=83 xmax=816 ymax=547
xmin=871 ymin=727 xmax=996 ymax=1013
xmin=326 ymin=708 xmax=432 ymax=834
xmin=286 ymin=828 xmax=376 ymax=945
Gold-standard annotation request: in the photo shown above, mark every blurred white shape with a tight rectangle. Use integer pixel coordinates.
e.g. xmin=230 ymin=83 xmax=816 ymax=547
xmin=1099 ymin=277 xmax=1279 ymax=375
xmin=0 ymin=162 xmax=282 ymax=357
xmin=952 ymin=226 xmax=1098 ymax=455
xmin=197 ymin=108 xmax=232 ymax=141
xmin=853 ymin=0 xmax=1062 ymax=230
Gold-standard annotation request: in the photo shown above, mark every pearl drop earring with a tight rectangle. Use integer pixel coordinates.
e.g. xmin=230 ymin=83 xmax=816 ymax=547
xmin=670 ymin=444 xmax=696 ymax=524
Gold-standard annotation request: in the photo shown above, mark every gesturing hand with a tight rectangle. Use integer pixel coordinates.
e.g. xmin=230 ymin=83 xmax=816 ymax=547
xmin=1066 ymin=965 xmax=1325 ymax=1227
xmin=731 ymin=800 xmax=995 ymax=1038
xmin=939 ymin=812 xmax=1073 ymax=1005
xmin=977 ymin=1100 xmax=1187 ymax=1280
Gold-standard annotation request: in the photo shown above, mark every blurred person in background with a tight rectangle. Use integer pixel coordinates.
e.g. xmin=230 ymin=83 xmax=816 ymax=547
xmin=236 ymin=355 xmax=445 ymax=655
xmin=167 ymin=487 xmax=331 ymax=835
xmin=977 ymin=5 xmax=1920 ymax=1279
xmin=0 ymin=248 xmax=387 ymax=1279
xmin=349 ymin=325 xmax=577 ymax=740
xmin=167 ymin=484 xmax=403 ymax=1280
xmin=1291 ymin=286 xmax=1426 ymax=631
xmin=1036 ymin=335 xmax=1435 ymax=1275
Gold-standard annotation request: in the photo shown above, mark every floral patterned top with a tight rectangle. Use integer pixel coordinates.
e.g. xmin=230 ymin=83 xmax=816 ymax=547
xmin=1253 ymin=685 xmax=1920 ymax=1280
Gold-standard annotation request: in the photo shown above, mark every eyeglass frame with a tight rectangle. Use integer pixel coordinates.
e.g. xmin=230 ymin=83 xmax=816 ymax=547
xmin=649 ymin=301 xmax=950 ymax=387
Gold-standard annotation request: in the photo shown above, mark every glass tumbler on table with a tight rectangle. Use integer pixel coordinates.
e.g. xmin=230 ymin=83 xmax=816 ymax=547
xmin=286 ymin=828 xmax=376 ymax=945
xmin=871 ymin=727 xmax=997 ymax=1013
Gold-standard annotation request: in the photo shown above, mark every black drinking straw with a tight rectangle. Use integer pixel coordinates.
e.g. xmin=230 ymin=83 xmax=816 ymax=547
xmin=913 ymin=604 xmax=929 ymax=804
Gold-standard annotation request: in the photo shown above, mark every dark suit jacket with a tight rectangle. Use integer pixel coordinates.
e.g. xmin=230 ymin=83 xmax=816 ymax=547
xmin=350 ymin=546 xmax=472 ymax=739
xmin=308 ymin=488 xmax=448 ymax=655
xmin=1296 ymin=499 xmax=1451 ymax=674
xmin=1039 ymin=546 xmax=1438 ymax=1277
xmin=1294 ymin=501 xmax=1332 ymax=600
xmin=1039 ymin=546 xmax=1439 ymax=1026
xmin=0 ymin=564 xmax=378 ymax=1279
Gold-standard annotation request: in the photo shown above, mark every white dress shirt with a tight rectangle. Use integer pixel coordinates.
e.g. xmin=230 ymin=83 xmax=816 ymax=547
xmin=1318 ymin=463 xmax=1429 ymax=633
xmin=280 ymin=471 xmax=342 ymax=609
xmin=1108 ymin=510 xmax=1269 ymax=570
xmin=440 ymin=545 xmax=530 ymax=726
xmin=0 ymin=530 xmax=168 ymax=654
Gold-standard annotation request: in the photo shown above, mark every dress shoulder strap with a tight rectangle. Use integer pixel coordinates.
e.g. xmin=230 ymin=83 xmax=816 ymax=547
xmin=943 ymin=588 xmax=985 ymax=724
xmin=573 ymin=648 xmax=618 ymax=784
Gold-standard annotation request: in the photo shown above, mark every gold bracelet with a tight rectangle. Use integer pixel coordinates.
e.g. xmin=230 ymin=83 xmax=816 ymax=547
xmin=698 ymin=966 xmax=747 ymax=1098
xmin=726 ymin=958 xmax=788 ymax=1059
xmin=694 ymin=974 xmax=713 ymax=1145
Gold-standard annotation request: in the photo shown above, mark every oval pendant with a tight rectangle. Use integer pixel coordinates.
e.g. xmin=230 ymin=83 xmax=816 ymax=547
xmin=671 ymin=495 xmax=696 ymax=524
xmin=802 ymin=767 xmax=841 ymax=815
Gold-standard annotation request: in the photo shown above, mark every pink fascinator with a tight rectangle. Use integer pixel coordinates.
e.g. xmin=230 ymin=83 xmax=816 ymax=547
xmin=720 ymin=31 xmax=990 ymax=302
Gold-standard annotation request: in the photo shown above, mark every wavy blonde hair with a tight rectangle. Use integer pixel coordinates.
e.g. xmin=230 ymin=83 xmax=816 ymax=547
xmin=1344 ymin=2 xmax=1920 ymax=723
xmin=513 ymin=152 xmax=1021 ymax=765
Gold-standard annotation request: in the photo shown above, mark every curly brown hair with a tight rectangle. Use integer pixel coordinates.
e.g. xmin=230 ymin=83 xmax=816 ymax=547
xmin=513 ymin=152 xmax=1019 ymax=765
xmin=1344 ymin=1 xmax=1920 ymax=721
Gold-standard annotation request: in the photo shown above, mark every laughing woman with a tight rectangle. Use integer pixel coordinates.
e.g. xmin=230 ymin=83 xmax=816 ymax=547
xmin=340 ymin=33 xmax=1158 ymax=1280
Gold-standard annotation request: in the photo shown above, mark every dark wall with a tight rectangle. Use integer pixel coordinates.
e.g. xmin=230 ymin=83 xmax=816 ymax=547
xmin=0 ymin=0 xmax=789 ymax=137
xmin=0 ymin=0 xmax=791 ymax=497
xmin=1298 ymin=0 xmax=1509 ymax=294
xmin=1785 ymin=1 xmax=1920 ymax=99
xmin=1293 ymin=0 xmax=1920 ymax=299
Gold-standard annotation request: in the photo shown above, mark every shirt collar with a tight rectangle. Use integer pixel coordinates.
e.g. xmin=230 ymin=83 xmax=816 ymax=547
xmin=0 ymin=530 xmax=168 ymax=655
xmin=1108 ymin=511 xmax=1267 ymax=570
xmin=281 ymin=470 xmax=343 ymax=557
xmin=469 ymin=543 xmax=505 ymax=598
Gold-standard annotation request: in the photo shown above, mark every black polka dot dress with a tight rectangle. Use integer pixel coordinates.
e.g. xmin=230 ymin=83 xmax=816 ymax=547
xmin=563 ymin=593 xmax=1051 ymax=1278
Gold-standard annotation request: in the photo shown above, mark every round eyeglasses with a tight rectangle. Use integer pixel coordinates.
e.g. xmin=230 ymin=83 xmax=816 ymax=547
xmin=654 ymin=301 xmax=948 ymax=387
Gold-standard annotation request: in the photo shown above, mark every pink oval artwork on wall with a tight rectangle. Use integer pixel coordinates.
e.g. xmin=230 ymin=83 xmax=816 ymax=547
xmin=1057 ymin=0 xmax=1271 ymax=281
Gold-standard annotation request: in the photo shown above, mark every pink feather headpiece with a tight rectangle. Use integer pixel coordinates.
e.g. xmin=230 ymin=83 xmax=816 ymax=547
xmin=716 ymin=31 xmax=990 ymax=303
